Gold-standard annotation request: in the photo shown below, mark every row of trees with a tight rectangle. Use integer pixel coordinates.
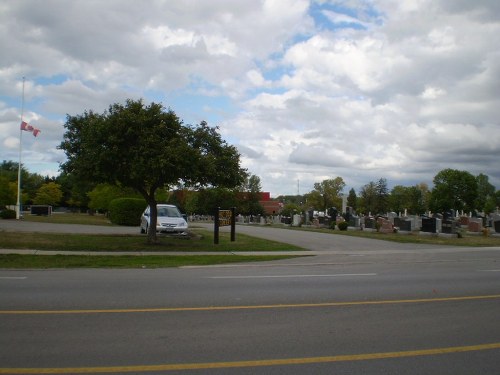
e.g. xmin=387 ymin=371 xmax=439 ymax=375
xmin=2 ymin=162 xmax=499 ymax=222
xmin=0 ymin=160 xmax=265 ymax=219
xmin=278 ymin=170 xmax=499 ymax=218
xmin=0 ymin=161 xmax=63 ymax=207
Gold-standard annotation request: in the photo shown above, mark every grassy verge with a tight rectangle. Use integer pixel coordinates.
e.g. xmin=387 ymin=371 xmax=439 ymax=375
xmin=0 ymin=254 xmax=299 ymax=269
xmin=335 ymin=230 xmax=499 ymax=246
xmin=289 ymin=226 xmax=500 ymax=247
xmin=330 ymin=231 xmax=500 ymax=247
xmin=1 ymin=215 xmax=305 ymax=268
xmin=0 ymin=229 xmax=303 ymax=252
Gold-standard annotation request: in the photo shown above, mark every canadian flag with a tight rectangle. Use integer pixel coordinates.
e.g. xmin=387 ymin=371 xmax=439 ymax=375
xmin=20 ymin=121 xmax=41 ymax=137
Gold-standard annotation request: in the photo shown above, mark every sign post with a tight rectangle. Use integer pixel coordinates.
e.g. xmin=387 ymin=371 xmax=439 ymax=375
xmin=214 ymin=207 xmax=236 ymax=244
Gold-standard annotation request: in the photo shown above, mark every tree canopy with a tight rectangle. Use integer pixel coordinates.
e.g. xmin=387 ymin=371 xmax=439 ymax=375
xmin=429 ymin=169 xmax=477 ymax=213
xmin=306 ymin=177 xmax=345 ymax=212
xmin=33 ymin=182 xmax=63 ymax=206
xmin=59 ymin=99 xmax=246 ymax=242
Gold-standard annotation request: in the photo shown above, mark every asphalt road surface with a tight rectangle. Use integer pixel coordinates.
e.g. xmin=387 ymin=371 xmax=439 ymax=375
xmin=1 ymin=222 xmax=500 ymax=374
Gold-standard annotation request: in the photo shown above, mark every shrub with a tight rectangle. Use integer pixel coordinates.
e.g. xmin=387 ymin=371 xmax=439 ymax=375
xmin=329 ymin=221 xmax=336 ymax=230
xmin=109 ymin=198 xmax=147 ymax=226
xmin=0 ymin=209 xmax=16 ymax=219
xmin=337 ymin=221 xmax=348 ymax=231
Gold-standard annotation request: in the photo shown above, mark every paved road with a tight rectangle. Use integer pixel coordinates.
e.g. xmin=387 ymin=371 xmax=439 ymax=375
xmin=2 ymin=261 xmax=500 ymax=374
xmin=1 ymin=221 xmax=500 ymax=374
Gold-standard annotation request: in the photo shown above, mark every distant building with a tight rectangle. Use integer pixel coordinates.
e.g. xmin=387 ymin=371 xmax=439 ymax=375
xmin=258 ymin=192 xmax=282 ymax=215
xmin=234 ymin=191 xmax=283 ymax=216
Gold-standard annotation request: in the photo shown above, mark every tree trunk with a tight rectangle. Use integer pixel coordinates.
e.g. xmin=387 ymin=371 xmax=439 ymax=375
xmin=147 ymin=199 xmax=158 ymax=244
xmin=136 ymin=185 xmax=159 ymax=244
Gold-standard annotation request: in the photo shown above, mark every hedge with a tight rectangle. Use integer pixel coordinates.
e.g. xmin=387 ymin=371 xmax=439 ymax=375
xmin=337 ymin=221 xmax=348 ymax=231
xmin=0 ymin=209 xmax=16 ymax=219
xmin=109 ymin=198 xmax=147 ymax=226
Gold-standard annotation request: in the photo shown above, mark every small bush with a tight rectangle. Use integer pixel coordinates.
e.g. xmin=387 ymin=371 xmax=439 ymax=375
xmin=329 ymin=221 xmax=336 ymax=230
xmin=337 ymin=221 xmax=348 ymax=231
xmin=109 ymin=198 xmax=147 ymax=226
xmin=0 ymin=209 xmax=16 ymax=219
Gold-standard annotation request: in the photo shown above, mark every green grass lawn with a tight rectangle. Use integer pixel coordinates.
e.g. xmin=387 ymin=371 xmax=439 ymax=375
xmin=285 ymin=226 xmax=500 ymax=247
xmin=0 ymin=230 xmax=302 ymax=252
xmin=0 ymin=213 xmax=306 ymax=268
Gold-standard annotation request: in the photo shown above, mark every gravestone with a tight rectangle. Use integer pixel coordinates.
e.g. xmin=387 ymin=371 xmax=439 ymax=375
xmin=494 ymin=221 xmax=500 ymax=233
xmin=467 ymin=218 xmax=482 ymax=233
xmin=412 ymin=216 xmax=420 ymax=231
xmin=441 ymin=220 xmax=456 ymax=234
xmin=443 ymin=210 xmax=454 ymax=221
xmin=329 ymin=207 xmax=338 ymax=222
xmin=365 ymin=217 xmax=375 ymax=229
xmin=421 ymin=217 xmax=437 ymax=233
xmin=490 ymin=214 xmax=500 ymax=233
xmin=387 ymin=212 xmax=398 ymax=224
xmin=377 ymin=217 xmax=393 ymax=233
xmin=349 ymin=215 xmax=360 ymax=228
xmin=459 ymin=216 xmax=470 ymax=227
xmin=394 ymin=217 xmax=412 ymax=232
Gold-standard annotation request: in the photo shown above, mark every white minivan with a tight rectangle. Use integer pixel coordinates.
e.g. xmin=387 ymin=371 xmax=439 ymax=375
xmin=140 ymin=204 xmax=188 ymax=234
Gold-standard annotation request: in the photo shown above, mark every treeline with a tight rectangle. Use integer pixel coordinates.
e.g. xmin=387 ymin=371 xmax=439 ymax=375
xmin=0 ymin=161 xmax=265 ymax=216
xmin=1 ymin=160 xmax=499 ymax=217
xmin=277 ymin=170 xmax=499 ymax=217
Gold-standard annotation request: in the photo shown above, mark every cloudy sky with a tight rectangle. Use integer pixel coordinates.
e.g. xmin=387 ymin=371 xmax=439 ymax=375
xmin=1 ymin=0 xmax=499 ymax=197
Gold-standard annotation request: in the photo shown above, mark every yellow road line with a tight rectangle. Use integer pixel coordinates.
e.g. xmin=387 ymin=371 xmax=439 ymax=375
xmin=1 ymin=342 xmax=500 ymax=374
xmin=1 ymin=294 xmax=500 ymax=315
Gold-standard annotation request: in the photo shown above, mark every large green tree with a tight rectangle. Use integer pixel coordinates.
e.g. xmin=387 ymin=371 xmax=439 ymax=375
xmin=238 ymin=174 xmax=264 ymax=216
xmin=56 ymin=171 xmax=93 ymax=210
xmin=389 ymin=184 xmax=427 ymax=215
xmin=389 ymin=185 xmax=407 ymax=214
xmin=87 ymin=183 xmax=142 ymax=213
xmin=429 ymin=169 xmax=477 ymax=213
xmin=307 ymin=177 xmax=345 ymax=212
xmin=196 ymin=188 xmax=238 ymax=215
xmin=374 ymin=178 xmax=390 ymax=214
xmin=33 ymin=182 xmax=63 ymax=206
xmin=0 ymin=161 xmax=45 ymax=207
xmin=347 ymin=188 xmax=357 ymax=211
xmin=60 ymin=99 xmax=246 ymax=242
xmin=359 ymin=181 xmax=377 ymax=214
xmin=475 ymin=173 xmax=496 ymax=211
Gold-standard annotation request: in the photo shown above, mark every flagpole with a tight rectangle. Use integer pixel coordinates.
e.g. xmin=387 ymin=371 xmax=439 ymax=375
xmin=16 ymin=77 xmax=25 ymax=220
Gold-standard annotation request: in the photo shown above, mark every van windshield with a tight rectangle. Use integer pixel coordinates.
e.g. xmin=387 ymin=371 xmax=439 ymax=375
xmin=157 ymin=207 xmax=181 ymax=218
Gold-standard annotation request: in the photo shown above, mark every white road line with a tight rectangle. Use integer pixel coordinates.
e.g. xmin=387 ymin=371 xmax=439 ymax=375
xmin=478 ymin=269 xmax=500 ymax=272
xmin=0 ymin=276 xmax=27 ymax=280
xmin=208 ymin=273 xmax=377 ymax=279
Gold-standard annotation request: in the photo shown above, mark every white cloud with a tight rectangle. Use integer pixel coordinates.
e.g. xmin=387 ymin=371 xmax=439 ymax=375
xmin=0 ymin=0 xmax=499 ymax=196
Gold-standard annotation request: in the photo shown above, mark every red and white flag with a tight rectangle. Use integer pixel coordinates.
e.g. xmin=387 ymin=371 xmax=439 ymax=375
xmin=20 ymin=121 xmax=41 ymax=137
